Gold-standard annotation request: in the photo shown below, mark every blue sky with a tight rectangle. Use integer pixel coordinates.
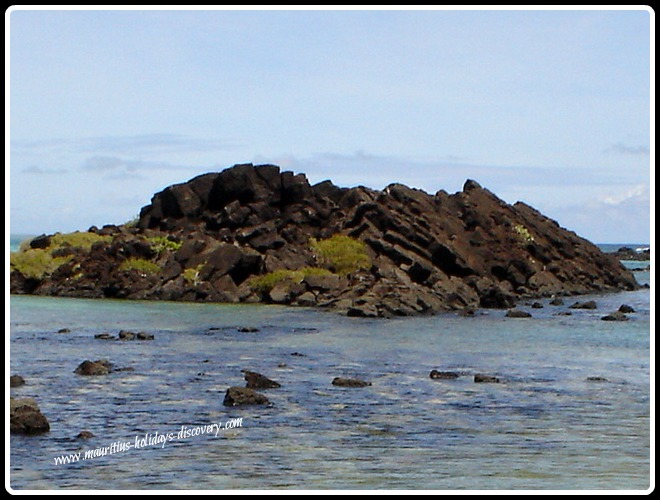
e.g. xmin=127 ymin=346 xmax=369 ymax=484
xmin=8 ymin=7 xmax=652 ymax=243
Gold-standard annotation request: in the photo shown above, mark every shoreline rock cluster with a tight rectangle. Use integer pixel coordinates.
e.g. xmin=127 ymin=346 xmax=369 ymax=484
xmin=10 ymin=163 xmax=639 ymax=317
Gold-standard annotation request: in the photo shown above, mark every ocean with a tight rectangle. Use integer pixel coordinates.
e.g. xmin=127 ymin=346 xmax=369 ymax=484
xmin=8 ymin=235 xmax=651 ymax=490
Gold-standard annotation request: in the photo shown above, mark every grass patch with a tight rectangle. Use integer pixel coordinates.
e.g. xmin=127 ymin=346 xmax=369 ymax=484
xmin=310 ymin=235 xmax=371 ymax=275
xmin=249 ymin=267 xmax=333 ymax=294
xmin=10 ymin=250 xmax=72 ymax=280
xmin=147 ymin=236 xmax=182 ymax=255
xmin=50 ymin=231 xmax=111 ymax=250
xmin=119 ymin=258 xmax=161 ymax=275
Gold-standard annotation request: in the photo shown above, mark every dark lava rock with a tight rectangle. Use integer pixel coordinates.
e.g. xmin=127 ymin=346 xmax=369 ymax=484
xmin=57 ymin=328 xmax=71 ymax=334
xmin=531 ymin=302 xmax=544 ymax=309
xmin=505 ymin=309 xmax=532 ymax=318
xmin=10 ymin=375 xmax=25 ymax=387
xmin=242 ymin=370 xmax=281 ymax=389
xmin=118 ymin=330 xmax=136 ymax=340
xmin=601 ymin=311 xmax=629 ymax=322
xmin=76 ymin=430 xmax=95 ymax=439
xmin=74 ymin=360 xmax=112 ymax=376
xmin=136 ymin=331 xmax=155 ymax=340
xmin=29 ymin=234 xmax=51 ymax=249
xmin=549 ymin=298 xmax=564 ymax=306
xmin=474 ymin=374 xmax=500 ymax=383
xmin=618 ymin=304 xmax=635 ymax=313
xmin=94 ymin=333 xmax=115 ymax=340
xmin=291 ymin=352 xmax=305 ymax=357
xmin=237 ymin=327 xmax=260 ymax=333
xmin=223 ymin=386 xmax=269 ymax=406
xmin=10 ymin=163 xmax=639 ymax=317
xmin=332 ymin=377 xmax=372 ymax=388
xmin=586 ymin=376 xmax=608 ymax=382
xmin=10 ymin=398 xmax=50 ymax=434
xmin=569 ymin=300 xmax=598 ymax=310
xmin=555 ymin=311 xmax=573 ymax=316
xmin=458 ymin=308 xmax=476 ymax=317
xmin=429 ymin=370 xmax=459 ymax=380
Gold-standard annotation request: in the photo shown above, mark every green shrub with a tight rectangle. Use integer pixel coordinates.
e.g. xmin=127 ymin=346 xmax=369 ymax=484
xmin=310 ymin=235 xmax=371 ymax=275
xmin=182 ymin=264 xmax=204 ymax=286
xmin=119 ymin=258 xmax=160 ymax=275
xmin=249 ymin=267 xmax=333 ymax=294
xmin=10 ymin=249 xmax=72 ymax=279
xmin=513 ymin=224 xmax=535 ymax=243
xmin=147 ymin=236 xmax=182 ymax=255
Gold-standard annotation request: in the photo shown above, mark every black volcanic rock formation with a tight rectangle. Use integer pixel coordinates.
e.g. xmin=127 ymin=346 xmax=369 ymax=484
xmin=10 ymin=163 xmax=638 ymax=317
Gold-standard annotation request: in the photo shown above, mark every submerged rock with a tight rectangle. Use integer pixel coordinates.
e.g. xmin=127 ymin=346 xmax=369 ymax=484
xmin=601 ymin=311 xmax=629 ymax=322
xmin=136 ymin=332 xmax=155 ymax=340
xmin=569 ymin=300 xmax=598 ymax=310
xmin=474 ymin=374 xmax=500 ymax=383
xmin=118 ymin=330 xmax=136 ymax=340
xmin=332 ymin=377 xmax=372 ymax=388
xmin=76 ymin=430 xmax=95 ymax=439
xmin=549 ymin=298 xmax=565 ymax=306
xmin=505 ymin=309 xmax=532 ymax=318
xmin=242 ymin=370 xmax=281 ymax=389
xmin=429 ymin=370 xmax=459 ymax=380
xmin=94 ymin=333 xmax=115 ymax=340
xmin=10 ymin=375 xmax=25 ymax=387
xmin=618 ymin=304 xmax=635 ymax=314
xmin=10 ymin=398 xmax=50 ymax=434
xmin=223 ymin=386 xmax=269 ymax=406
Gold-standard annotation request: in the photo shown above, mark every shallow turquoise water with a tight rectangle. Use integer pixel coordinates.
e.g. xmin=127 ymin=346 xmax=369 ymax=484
xmin=9 ymin=280 xmax=651 ymax=490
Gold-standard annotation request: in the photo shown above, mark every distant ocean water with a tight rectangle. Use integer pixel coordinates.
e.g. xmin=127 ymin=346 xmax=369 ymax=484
xmin=8 ymin=235 xmax=651 ymax=490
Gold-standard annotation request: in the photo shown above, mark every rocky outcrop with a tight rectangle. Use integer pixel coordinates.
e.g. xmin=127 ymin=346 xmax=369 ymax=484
xmin=10 ymin=398 xmax=50 ymax=434
xmin=10 ymin=163 xmax=639 ymax=317
xmin=10 ymin=375 xmax=25 ymax=387
xmin=608 ymin=246 xmax=650 ymax=261
xmin=429 ymin=370 xmax=459 ymax=380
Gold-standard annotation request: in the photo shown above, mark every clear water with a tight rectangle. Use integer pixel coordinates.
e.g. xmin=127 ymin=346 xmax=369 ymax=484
xmin=8 ymin=237 xmax=651 ymax=490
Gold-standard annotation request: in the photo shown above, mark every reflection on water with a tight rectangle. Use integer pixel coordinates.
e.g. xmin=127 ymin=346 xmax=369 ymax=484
xmin=9 ymin=281 xmax=650 ymax=490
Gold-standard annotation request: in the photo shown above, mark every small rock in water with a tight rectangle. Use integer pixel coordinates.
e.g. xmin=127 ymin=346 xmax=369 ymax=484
xmin=57 ymin=328 xmax=71 ymax=334
xmin=601 ymin=311 xmax=629 ymax=322
xmin=10 ymin=398 xmax=50 ymax=434
xmin=118 ymin=330 xmax=136 ymax=340
xmin=76 ymin=430 xmax=95 ymax=439
xmin=429 ymin=370 xmax=459 ymax=380
xmin=223 ymin=386 xmax=269 ymax=406
xmin=94 ymin=333 xmax=115 ymax=340
xmin=74 ymin=360 xmax=112 ymax=376
xmin=290 ymin=352 xmax=305 ymax=357
xmin=618 ymin=304 xmax=635 ymax=314
xmin=332 ymin=377 xmax=372 ymax=388
xmin=474 ymin=374 xmax=500 ymax=383
xmin=10 ymin=375 xmax=26 ymax=387
xmin=505 ymin=309 xmax=532 ymax=318
xmin=237 ymin=327 xmax=260 ymax=333
xmin=586 ymin=376 xmax=608 ymax=382
xmin=549 ymin=298 xmax=564 ymax=306
xmin=569 ymin=300 xmax=597 ymax=310
xmin=136 ymin=332 xmax=155 ymax=340
xmin=531 ymin=302 xmax=544 ymax=309
xmin=242 ymin=370 xmax=281 ymax=389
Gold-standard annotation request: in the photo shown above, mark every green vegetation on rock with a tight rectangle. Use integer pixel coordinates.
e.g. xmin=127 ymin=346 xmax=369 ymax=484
xmin=147 ymin=236 xmax=182 ymax=255
xmin=182 ymin=264 xmax=204 ymax=286
xmin=119 ymin=258 xmax=161 ymax=275
xmin=513 ymin=224 xmax=535 ymax=243
xmin=10 ymin=250 xmax=72 ymax=280
xmin=310 ymin=235 xmax=371 ymax=275
xmin=249 ymin=267 xmax=332 ymax=294
xmin=10 ymin=231 xmax=111 ymax=280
